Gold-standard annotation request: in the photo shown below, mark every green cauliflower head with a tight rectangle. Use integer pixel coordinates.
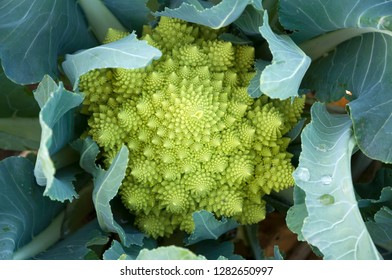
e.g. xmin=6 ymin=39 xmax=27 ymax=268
xmin=79 ymin=17 xmax=305 ymax=238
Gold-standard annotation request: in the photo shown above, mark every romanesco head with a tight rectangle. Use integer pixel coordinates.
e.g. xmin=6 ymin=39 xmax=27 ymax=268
xmin=79 ymin=17 xmax=305 ymax=239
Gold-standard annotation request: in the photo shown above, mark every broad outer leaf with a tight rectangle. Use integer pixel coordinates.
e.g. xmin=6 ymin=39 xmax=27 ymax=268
xmin=33 ymin=76 xmax=84 ymax=202
xmin=303 ymin=33 xmax=392 ymax=163
xmin=0 ymin=157 xmax=63 ymax=260
xmin=155 ymin=0 xmax=250 ymax=29
xmin=184 ymin=210 xmax=238 ymax=246
xmin=0 ymin=0 xmax=97 ymax=85
xmin=137 ymin=245 xmax=206 ymax=260
xmin=279 ymin=0 xmax=392 ymax=42
xmin=62 ymin=32 xmax=162 ymax=90
xmin=293 ymin=103 xmax=381 ymax=259
xmin=257 ymin=12 xmax=311 ymax=99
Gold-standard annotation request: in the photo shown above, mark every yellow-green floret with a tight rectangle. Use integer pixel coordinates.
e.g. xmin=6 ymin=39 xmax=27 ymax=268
xmin=79 ymin=17 xmax=305 ymax=239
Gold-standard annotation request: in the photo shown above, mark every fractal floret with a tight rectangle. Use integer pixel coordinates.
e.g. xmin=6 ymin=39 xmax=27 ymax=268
xmin=79 ymin=17 xmax=305 ymax=238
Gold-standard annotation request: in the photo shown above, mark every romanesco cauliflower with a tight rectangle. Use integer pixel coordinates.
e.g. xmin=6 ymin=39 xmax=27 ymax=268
xmin=78 ymin=17 xmax=305 ymax=238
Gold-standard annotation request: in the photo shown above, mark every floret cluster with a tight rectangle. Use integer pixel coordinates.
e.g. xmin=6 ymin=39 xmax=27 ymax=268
xmin=79 ymin=17 xmax=304 ymax=238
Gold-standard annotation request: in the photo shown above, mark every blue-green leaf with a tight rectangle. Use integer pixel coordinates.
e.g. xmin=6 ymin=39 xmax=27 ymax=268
xmin=273 ymin=245 xmax=284 ymax=260
xmin=0 ymin=118 xmax=41 ymax=151
xmin=33 ymin=76 xmax=84 ymax=202
xmin=103 ymin=0 xmax=150 ymax=35
xmin=286 ymin=186 xmax=307 ymax=241
xmin=0 ymin=157 xmax=63 ymax=260
xmin=34 ymin=219 xmax=108 ymax=260
xmin=71 ymin=137 xmax=101 ymax=177
xmin=192 ymin=240 xmax=243 ymax=260
xmin=184 ymin=210 xmax=238 ymax=246
xmin=279 ymin=0 xmax=392 ymax=42
xmin=137 ymin=245 xmax=207 ymax=260
xmin=233 ymin=4 xmax=264 ymax=36
xmin=356 ymin=168 xmax=392 ymax=201
xmin=302 ymin=33 xmax=392 ymax=163
xmin=103 ymin=239 xmax=156 ymax=260
xmin=62 ymin=32 xmax=162 ymax=90
xmin=366 ymin=207 xmax=392 ymax=252
xmin=0 ymin=67 xmax=39 ymax=118
xmin=93 ymin=145 xmax=129 ymax=243
xmin=0 ymin=66 xmax=41 ymax=150
xmin=293 ymin=103 xmax=381 ymax=259
xmin=0 ymin=0 xmax=97 ymax=85
xmin=73 ymin=138 xmax=135 ymax=247
xmin=257 ymin=11 xmax=311 ymax=99
xmin=155 ymin=0 xmax=251 ymax=29
xmin=359 ymin=187 xmax=392 ymax=212
xmin=286 ymin=205 xmax=307 ymax=241
xmin=247 ymin=60 xmax=268 ymax=98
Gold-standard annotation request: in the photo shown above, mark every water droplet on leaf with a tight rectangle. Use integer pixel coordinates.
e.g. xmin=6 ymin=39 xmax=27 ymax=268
xmin=319 ymin=194 xmax=335 ymax=205
xmin=316 ymin=143 xmax=327 ymax=152
xmin=320 ymin=175 xmax=332 ymax=185
xmin=294 ymin=167 xmax=310 ymax=181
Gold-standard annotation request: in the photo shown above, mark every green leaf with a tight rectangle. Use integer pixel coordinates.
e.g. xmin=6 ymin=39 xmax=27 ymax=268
xmin=103 ymin=0 xmax=150 ymax=35
xmin=184 ymin=210 xmax=239 ymax=246
xmin=103 ymin=239 xmax=156 ymax=260
xmin=247 ymin=60 xmax=269 ymax=98
xmin=257 ymin=11 xmax=311 ymax=99
xmin=273 ymin=245 xmax=284 ymax=260
xmin=73 ymin=137 xmax=135 ymax=246
xmin=93 ymin=145 xmax=129 ymax=243
xmin=279 ymin=0 xmax=392 ymax=42
xmin=243 ymin=224 xmax=264 ymax=260
xmin=286 ymin=205 xmax=307 ymax=242
xmin=62 ymin=32 xmax=162 ymax=90
xmin=356 ymin=168 xmax=392 ymax=220
xmin=233 ymin=4 xmax=264 ymax=36
xmin=302 ymin=33 xmax=392 ymax=163
xmin=0 ymin=67 xmax=39 ymax=118
xmin=71 ymin=137 xmax=101 ymax=177
xmin=293 ymin=103 xmax=381 ymax=259
xmin=191 ymin=240 xmax=243 ymax=260
xmin=366 ymin=207 xmax=392 ymax=252
xmin=0 ymin=0 xmax=97 ymax=85
xmin=137 ymin=245 xmax=207 ymax=260
xmin=34 ymin=220 xmax=109 ymax=260
xmin=0 ymin=118 xmax=41 ymax=151
xmin=0 ymin=67 xmax=41 ymax=150
xmin=33 ymin=76 xmax=84 ymax=202
xmin=356 ymin=168 xmax=392 ymax=201
xmin=155 ymin=0 xmax=251 ymax=29
xmin=359 ymin=187 xmax=392 ymax=216
xmin=286 ymin=186 xmax=307 ymax=241
xmin=0 ymin=157 xmax=63 ymax=260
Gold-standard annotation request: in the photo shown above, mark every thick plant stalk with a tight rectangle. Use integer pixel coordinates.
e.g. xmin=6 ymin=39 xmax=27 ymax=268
xmin=78 ymin=0 xmax=127 ymax=43
xmin=12 ymin=211 xmax=65 ymax=260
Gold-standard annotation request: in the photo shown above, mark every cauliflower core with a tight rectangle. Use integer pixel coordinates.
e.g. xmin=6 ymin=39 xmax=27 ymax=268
xmin=79 ymin=17 xmax=305 ymax=238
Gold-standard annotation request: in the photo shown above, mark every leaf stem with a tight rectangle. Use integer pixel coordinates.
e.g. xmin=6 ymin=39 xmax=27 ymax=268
xmin=299 ymin=28 xmax=392 ymax=61
xmin=13 ymin=211 xmax=65 ymax=260
xmin=78 ymin=0 xmax=127 ymax=43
